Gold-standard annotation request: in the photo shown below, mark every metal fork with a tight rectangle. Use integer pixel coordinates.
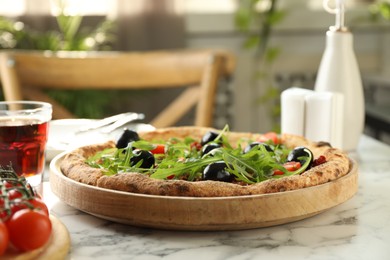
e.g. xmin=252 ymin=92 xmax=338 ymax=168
xmin=77 ymin=112 xmax=145 ymax=134
xmin=100 ymin=113 xmax=145 ymax=133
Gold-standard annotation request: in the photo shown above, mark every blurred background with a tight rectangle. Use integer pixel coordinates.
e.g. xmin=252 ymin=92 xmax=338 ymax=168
xmin=0 ymin=0 xmax=389 ymax=144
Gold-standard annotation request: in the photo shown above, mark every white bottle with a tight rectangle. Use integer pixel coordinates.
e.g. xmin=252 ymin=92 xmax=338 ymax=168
xmin=314 ymin=1 xmax=364 ymax=151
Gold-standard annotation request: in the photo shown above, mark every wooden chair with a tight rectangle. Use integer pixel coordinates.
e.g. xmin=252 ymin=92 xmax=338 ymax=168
xmin=0 ymin=49 xmax=235 ymax=128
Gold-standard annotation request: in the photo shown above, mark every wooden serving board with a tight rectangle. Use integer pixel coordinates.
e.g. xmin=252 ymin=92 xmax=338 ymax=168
xmin=50 ymin=153 xmax=358 ymax=231
xmin=2 ymin=215 xmax=70 ymax=260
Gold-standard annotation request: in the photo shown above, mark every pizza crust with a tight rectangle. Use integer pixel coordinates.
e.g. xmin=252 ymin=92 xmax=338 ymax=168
xmin=60 ymin=126 xmax=351 ymax=197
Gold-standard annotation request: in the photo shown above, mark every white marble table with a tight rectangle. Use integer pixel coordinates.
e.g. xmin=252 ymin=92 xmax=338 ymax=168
xmin=41 ymin=135 xmax=390 ymax=260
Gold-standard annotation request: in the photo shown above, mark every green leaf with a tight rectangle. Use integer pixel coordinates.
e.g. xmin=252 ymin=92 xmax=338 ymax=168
xmin=265 ymin=47 xmax=280 ymax=63
xmin=235 ymin=8 xmax=252 ymax=31
xmin=267 ymin=10 xmax=286 ymax=25
xmin=243 ymin=35 xmax=261 ymax=49
xmin=151 ymin=157 xmax=217 ymax=180
xmin=257 ymin=86 xmax=280 ymax=104
xmin=379 ymin=2 xmax=390 ymax=20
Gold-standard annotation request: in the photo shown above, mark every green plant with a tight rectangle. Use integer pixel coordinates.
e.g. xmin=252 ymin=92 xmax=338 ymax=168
xmin=0 ymin=1 xmax=116 ymax=118
xmin=369 ymin=1 xmax=390 ymax=21
xmin=235 ymin=0 xmax=285 ymax=132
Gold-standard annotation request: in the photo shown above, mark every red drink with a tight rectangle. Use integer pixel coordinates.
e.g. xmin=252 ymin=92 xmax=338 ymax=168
xmin=0 ymin=118 xmax=49 ymax=180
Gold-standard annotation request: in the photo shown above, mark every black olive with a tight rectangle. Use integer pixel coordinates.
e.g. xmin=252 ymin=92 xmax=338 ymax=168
xmin=287 ymin=146 xmax=313 ymax=165
xmin=244 ymin=142 xmax=273 ymax=153
xmin=201 ymin=131 xmax=220 ymax=145
xmin=201 ymin=143 xmax=221 ymax=156
xmin=130 ymin=149 xmax=155 ymax=168
xmin=116 ymin=129 xmax=140 ymax=148
xmin=203 ymin=161 xmax=234 ymax=182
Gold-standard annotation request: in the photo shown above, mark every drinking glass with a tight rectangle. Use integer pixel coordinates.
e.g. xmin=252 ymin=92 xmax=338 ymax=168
xmin=0 ymin=101 xmax=52 ymax=186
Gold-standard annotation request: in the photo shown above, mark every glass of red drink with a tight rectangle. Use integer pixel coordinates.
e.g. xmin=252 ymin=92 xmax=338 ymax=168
xmin=0 ymin=101 xmax=52 ymax=186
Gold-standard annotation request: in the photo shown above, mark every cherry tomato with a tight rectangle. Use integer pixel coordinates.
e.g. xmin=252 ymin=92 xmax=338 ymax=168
xmin=273 ymin=169 xmax=285 ymax=175
xmin=150 ymin=144 xmax=165 ymax=154
xmin=273 ymin=161 xmax=301 ymax=175
xmin=7 ymin=189 xmax=23 ymax=200
xmin=190 ymin=141 xmax=202 ymax=151
xmin=0 ymin=210 xmax=9 ymax=223
xmin=313 ymin=155 xmax=327 ymax=167
xmin=7 ymin=209 xmax=52 ymax=252
xmin=0 ymin=198 xmax=14 ymax=222
xmin=283 ymin=161 xmax=301 ymax=171
xmin=28 ymin=198 xmax=49 ymax=216
xmin=258 ymin=132 xmax=280 ymax=145
xmin=9 ymin=201 xmax=26 ymax=217
xmin=8 ymin=197 xmax=49 ymax=218
xmin=0 ymin=221 xmax=9 ymax=256
xmin=3 ymin=181 xmax=14 ymax=189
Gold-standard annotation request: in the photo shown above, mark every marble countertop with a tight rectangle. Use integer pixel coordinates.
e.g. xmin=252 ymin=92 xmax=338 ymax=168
xmin=41 ymin=135 xmax=390 ymax=260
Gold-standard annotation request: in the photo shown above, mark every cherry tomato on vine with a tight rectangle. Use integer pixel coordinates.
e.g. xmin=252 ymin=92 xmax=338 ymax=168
xmin=9 ymin=201 xmax=26 ymax=218
xmin=5 ymin=197 xmax=49 ymax=224
xmin=7 ymin=189 xmax=23 ymax=200
xmin=7 ymin=209 xmax=52 ymax=252
xmin=0 ymin=210 xmax=9 ymax=223
xmin=2 ymin=180 xmax=23 ymax=190
xmin=0 ymin=221 xmax=9 ymax=256
xmin=27 ymin=198 xmax=49 ymax=216
xmin=0 ymin=196 xmax=49 ymax=223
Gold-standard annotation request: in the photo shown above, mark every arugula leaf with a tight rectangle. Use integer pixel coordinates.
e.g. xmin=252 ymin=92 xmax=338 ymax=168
xmin=151 ymin=156 xmax=219 ymax=180
xmin=214 ymin=145 xmax=287 ymax=183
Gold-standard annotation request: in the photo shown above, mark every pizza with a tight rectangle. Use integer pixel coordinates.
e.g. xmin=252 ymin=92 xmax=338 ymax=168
xmin=59 ymin=126 xmax=351 ymax=197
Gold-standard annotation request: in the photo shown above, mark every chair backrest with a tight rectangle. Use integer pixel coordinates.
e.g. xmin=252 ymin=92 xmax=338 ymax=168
xmin=0 ymin=49 xmax=235 ymax=128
